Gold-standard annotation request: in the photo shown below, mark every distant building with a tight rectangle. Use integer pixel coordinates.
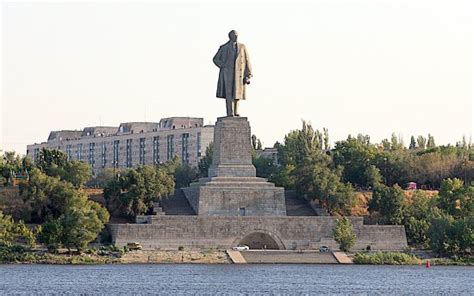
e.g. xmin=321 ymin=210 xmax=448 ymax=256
xmin=255 ymin=147 xmax=279 ymax=165
xmin=26 ymin=117 xmax=214 ymax=175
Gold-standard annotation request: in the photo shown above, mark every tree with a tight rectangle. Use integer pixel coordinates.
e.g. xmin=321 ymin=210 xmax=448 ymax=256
xmin=333 ymin=217 xmax=356 ymax=252
xmin=369 ymin=184 xmax=404 ymax=225
xmin=103 ymin=165 xmax=175 ymax=218
xmin=409 ymin=136 xmax=417 ymax=150
xmin=0 ymin=211 xmax=36 ymax=248
xmin=1 ymin=151 xmax=23 ymax=186
xmin=429 ymin=215 xmax=473 ymax=257
xmin=438 ymin=178 xmax=470 ymax=218
xmin=20 ymin=168 xmax=76 ymax=223
xmin=364 ymin=165 xmax=383 ymax=188
xmin=417 ymin=136 xmax=427 ymax=150
xmin=427 ymin=134 xmax=436 ymax=148
xmin=253 ymin=156 xmax=278 ymax=179
xmin=173 ymin=163 xmax=198 ymax=188
xmin=38 ymin=219 xmax=63 ymax=251
xmin=35 ymin=148 xmax=91 ymax=188
xmin=402 ymin=190 xmax=435 ymax=246
xmin=60 ymin=197 xmax=109 ymax=250
xmin=333 ymin=136 xmax=378 ymax=187
xmin=198 ymin=143 xmax=213 ymax=177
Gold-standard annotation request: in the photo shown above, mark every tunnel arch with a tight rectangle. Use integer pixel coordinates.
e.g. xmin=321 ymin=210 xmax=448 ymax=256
xmin=233 ymin=230 xmax=285 ymax=250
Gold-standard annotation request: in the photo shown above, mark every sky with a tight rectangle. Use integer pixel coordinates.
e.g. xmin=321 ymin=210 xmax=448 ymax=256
xmin=1 ymin=0 xmax=473 ymax=154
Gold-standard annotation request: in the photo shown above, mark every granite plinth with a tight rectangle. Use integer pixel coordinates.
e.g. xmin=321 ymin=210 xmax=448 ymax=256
xmin=183 ymin=116 xmax=286 ymax=216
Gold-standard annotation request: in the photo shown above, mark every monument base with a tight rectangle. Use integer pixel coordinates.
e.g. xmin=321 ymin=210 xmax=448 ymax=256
xmin=183 ymin=177 xmax=286 ymax=216
xmin=182 ymin=116 xmax=286 ymax=216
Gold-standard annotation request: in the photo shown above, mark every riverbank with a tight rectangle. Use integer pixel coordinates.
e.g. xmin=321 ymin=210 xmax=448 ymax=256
xmin=0 ymin=246 xmax=229 ymax=264
xmin=2 ymin=246 xmax=472 ymax=265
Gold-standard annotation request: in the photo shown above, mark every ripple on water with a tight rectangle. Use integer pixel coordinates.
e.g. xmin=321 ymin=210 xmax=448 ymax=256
xmin=0 ymin=264 xmax=473 ymax=295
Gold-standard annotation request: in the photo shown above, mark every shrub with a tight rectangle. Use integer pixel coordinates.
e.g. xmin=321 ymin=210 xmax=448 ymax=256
xmin=353 ymin=252 xmax=421 ymax=265
xmin=333 ymin=217 xmax=356 ymax=252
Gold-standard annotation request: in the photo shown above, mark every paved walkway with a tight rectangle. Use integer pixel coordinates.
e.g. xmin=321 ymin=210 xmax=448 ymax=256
xmin=240 ymin=250 xmax=339 ymax=264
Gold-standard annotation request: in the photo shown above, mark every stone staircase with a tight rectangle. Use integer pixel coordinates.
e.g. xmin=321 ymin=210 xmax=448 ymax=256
xmin=159 ymin=189 xmax=196 ymax=215
xmin=284 ymin=190 xmax=317 ymax=216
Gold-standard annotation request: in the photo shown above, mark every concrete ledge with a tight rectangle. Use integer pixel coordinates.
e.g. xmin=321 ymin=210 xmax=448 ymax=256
xmin=332 ymin=251 xmax=353 ymax=264
xmin=226 ymin=250 xmax=247 ymax=263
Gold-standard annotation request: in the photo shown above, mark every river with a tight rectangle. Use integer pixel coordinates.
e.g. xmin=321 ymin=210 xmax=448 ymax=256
xmin=0 ymin=264 xmax=472 ymax=295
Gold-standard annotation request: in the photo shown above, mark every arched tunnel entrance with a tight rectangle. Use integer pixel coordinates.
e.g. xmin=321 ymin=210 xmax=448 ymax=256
xmin=239 ymin=232 xmax=282 ymax=250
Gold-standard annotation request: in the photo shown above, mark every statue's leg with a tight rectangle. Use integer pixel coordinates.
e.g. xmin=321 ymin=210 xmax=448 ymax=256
xmin=233 ymin=99 xmax=240 ymax=116
xmin=225 ymin=98 xmax=233 ymax=116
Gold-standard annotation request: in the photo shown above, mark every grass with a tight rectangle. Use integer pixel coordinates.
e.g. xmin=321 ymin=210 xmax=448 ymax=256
xmin=353 ymin=252 xmax=421 ymax=265
xmin=0 ymin=245 xmax=122 ymax=264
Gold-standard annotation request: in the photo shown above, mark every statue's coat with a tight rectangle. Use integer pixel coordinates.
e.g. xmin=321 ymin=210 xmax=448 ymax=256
xmin=213 ymin=42 xmax=252 ymax=100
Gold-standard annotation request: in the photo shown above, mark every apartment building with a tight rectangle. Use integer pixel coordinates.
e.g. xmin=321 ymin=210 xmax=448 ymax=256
xmin=26 ymin=117 xmax=214 ymax=175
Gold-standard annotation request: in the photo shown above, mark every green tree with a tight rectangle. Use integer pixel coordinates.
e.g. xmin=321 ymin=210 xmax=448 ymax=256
xmin=60 ymin=198 xmax=110 ymax=250
xmin=333 ymin=135 xmax=378 ymax=187
xmin=428 ymin=215 xmax=473 ymax=257
xmin=198 ymin=143 xmax=213 ymax=177
xmin=38 ymin=219 xmax=63 ymax=251
xmin=35 ymin=148 xmax=91 ymax=188
xmin=104 ymin=165 xmax=175 ymax=218
xmin=20 ymin=168 xmax=75 ymax=223
xmin=364 ymin=165 xmax=383 ymax=188
xmin=369 ymin=184 xmax=405 ymax=225
xmin=402 ymin=190 xmax=435 ymax=246
xmin=253 ymin=156 xmax=278 ymax=179
xmin=0 ymin=211 xmax=36 ymax=248
xmin=417 ymin=136 xmax=427 ymax=150
xmin=438 ymin=178 xmax=471 ymax=218
xmin=427 ymin=134 xmax=436 ymax=148
xmin=333 ymin=217 xmax=357 ymax=252
xmin=409 ymin=136 xmax=417 ymax=150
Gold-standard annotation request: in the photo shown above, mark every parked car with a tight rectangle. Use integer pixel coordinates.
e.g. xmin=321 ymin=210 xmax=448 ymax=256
xmin=232 ymin=245 xmax=250 ymax=251
xmin=319 ymin=246 xmax=330 ymax=253
xmin=127 ymin=242 xmax=143 ymax=251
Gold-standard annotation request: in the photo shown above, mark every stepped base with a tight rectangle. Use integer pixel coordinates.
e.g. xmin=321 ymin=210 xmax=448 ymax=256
xmin=183 ymin=177 xmax=286 ymax=216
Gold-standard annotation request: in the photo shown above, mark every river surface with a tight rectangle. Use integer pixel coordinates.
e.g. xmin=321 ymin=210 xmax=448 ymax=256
xmin=0 ymin=264 xmax=473 ymax=295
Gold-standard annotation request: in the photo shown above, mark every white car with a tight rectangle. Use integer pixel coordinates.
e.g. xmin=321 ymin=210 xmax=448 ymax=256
xmin=232 ymin=245 xmax=250 ymax=251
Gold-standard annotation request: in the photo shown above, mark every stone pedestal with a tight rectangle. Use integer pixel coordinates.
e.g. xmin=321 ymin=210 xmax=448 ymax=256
xmin=183 ymin=116 xmax=286 ymax=216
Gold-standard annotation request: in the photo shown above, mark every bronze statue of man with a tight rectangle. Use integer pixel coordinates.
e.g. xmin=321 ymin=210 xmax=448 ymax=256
xmin=213 ymin=30 xmax=252 ymax=117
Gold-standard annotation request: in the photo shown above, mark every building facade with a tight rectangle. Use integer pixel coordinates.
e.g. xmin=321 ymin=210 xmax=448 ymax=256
xmin=26 ymin=117 xmax=214 ymax=175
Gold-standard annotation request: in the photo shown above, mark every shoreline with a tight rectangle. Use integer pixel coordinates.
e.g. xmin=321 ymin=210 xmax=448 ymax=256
xmin=1 ymin=249 xmax=472 ymax=266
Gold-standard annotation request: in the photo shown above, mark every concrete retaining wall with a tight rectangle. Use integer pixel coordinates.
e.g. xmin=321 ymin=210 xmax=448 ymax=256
xmin=109 ymin=216 xmax=407 ymax=251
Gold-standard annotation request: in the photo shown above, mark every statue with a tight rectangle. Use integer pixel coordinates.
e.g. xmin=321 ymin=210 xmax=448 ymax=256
xmin=213 ymin=30 xmax=252 ymax=117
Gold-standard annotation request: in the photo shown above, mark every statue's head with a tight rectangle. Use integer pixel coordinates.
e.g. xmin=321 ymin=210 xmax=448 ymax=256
xmin=228 ymin=30 xmax=238 ymax=42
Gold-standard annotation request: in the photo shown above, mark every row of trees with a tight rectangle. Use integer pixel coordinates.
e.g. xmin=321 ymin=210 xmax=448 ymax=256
xmin=367 ymin=179 xmax=473 ymax=257
xmin=0 ymin=149 xmax=109 ymax=251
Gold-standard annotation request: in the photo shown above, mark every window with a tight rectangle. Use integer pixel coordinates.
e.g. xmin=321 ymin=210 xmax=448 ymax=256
xmin=113 ymin=140 xmax=119 ymax=168
xmin=101 ymin=142 xmax=107 ymax=168
xmin=181 ymin=133 xmax=189 ymax=164
xmin=153 ymin=136 xmax=160 ymax=164
xmin=239 ymin=208 xmax=246 ymax=216
xmin=33 ymin=148 xmax=40 ymax=162
xmin=167 ymin=135 xmax=174 ymax=161
xmin=77 ymin=144 xmax=83 ymax=161
xmin=66 ymin=145 xmax=72 ymax=160
xmin=197 ymin=132 xmax=202 ymax=157
xmin=126 ymin=139 xmax=133 ymax=167
xmin=89 ymin=143 xmax=95 ymax=167
xmin=139 ymin=138 xmax=146 ymax=165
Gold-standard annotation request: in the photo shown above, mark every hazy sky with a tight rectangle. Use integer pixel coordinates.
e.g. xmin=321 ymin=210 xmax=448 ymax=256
xmin=1 ymin=0 xmax=472 ymax=154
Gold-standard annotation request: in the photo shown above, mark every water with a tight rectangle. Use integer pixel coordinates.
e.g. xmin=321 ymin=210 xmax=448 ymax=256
xmin=0 ymin=264 xmax=472 ymax=295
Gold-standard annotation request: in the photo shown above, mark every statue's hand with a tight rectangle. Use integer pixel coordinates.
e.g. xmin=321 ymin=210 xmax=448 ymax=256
xmin=244 ymin=77 xmax=251 ymax=85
